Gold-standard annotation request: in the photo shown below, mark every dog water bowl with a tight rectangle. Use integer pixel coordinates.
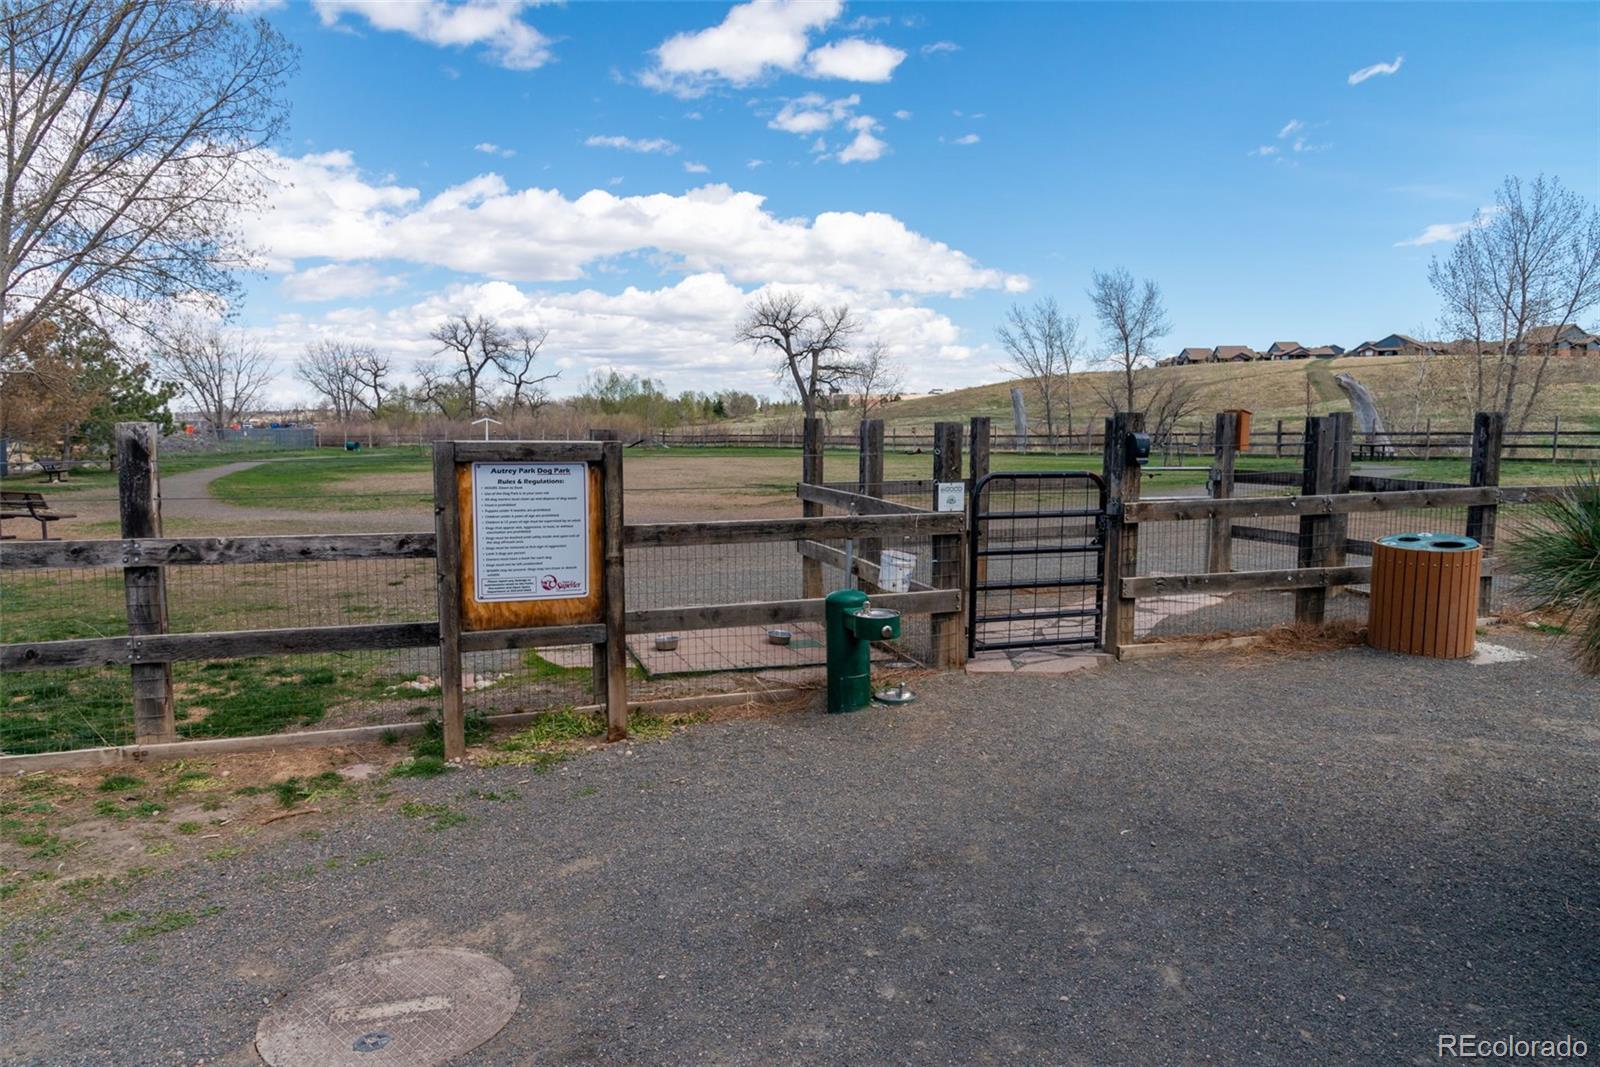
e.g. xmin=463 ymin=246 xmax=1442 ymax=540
xmin=767 ymin=628 xmax=792 ymax=646
xmin=654 ymin=635 xmax=680 ymax=652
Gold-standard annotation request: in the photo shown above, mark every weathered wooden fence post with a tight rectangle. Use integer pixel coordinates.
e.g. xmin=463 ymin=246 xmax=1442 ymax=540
xmin=1101 ymin=412 xmax=1144 ymax=656
xmin=1009 ymin=388 xmax=1028 ymax=452
xmin=930 ymin=421 xmax=965 ymax=667
xmin=587 ymin=429 xmax=620 ymax=699
xmin=800 ymin=416 xmax=825 ymax=598
xmin=117 ymin=422 xmax=175 ymax=745
xmin=1274 ymin=419 xmax=1284 ymax=458
xmin=1466 ymin=411 xmax=1504 ymax=612
xmin=600 ymin=441 xmax=628 ymax=741
xmin=1294 ymin=412 xmax=1353 ymax=625
xmin=1550 ymin=415 xmax=1561 ymax=463
xmin=1206 ymin=411 xmax=1238 ymax=574
xmin=430 ymin=441 xmax=467 ymax=759
xmin=856 ymin=418 xmax=884 ymax=589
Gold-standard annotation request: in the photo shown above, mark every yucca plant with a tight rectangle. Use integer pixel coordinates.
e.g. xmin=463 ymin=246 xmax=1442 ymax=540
xmin=1506 ymin=471 xmax=1600 ymax=674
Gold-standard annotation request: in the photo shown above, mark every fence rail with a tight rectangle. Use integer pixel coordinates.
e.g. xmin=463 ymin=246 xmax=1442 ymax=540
xmin=1 ymin=501 xmax=968 ymax=762
xmin=265 ymin=421 xmax=1598 ymax=462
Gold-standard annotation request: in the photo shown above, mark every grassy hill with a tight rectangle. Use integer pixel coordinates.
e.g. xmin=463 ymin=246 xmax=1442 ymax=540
xmin=738 ymin=353 xmax=1600 ymax=434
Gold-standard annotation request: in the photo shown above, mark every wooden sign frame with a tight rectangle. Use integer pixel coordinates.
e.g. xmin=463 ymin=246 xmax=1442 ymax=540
xmin=432 ymin=440 xmax=626 ymax=757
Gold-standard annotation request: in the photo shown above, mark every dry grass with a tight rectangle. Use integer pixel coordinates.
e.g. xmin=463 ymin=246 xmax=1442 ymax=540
xmin=1246 ymin=620 xmax=1369 ymax=656
xmin=1129 ymin=620 xmax=1367 ymax=659
xmin=734 ymin=352 xmax=1600 ymax=433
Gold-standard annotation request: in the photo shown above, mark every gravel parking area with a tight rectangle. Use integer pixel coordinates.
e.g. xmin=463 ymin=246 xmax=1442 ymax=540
xmin=4 ymin=628 xmax=1597 ymax=1065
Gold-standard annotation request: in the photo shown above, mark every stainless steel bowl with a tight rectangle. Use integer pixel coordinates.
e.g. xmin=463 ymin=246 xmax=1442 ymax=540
xmin=766 ymin=628 xmax=792 ymax=646
xmin=654 ymin=635 xmax=680 ymax=652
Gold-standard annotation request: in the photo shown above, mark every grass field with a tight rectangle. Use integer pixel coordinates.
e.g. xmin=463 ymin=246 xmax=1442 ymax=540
xmin=190 ymin=444 xmax=1589 ymax=517
xmin=726 ymin=352 xmax=1600 ymax=434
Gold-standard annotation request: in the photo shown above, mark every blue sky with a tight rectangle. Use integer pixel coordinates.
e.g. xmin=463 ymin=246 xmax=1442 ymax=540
xmin=240 ymin=1 xmax=1600 ymax=402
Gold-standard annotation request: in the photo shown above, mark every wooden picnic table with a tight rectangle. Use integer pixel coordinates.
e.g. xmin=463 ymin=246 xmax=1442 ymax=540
xmin=0 ymin=490 xmax=75 ymax=540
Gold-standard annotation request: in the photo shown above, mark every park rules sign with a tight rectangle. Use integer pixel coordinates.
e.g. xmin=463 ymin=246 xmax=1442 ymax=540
xmin=470 ymin=462 xmax=589 ymax=602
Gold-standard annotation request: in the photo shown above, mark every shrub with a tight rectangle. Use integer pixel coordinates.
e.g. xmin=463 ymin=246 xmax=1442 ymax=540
xmin=1507 ymin=472 xmax=1600 ymax=674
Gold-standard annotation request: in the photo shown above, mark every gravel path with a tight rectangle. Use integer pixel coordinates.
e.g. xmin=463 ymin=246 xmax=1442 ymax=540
xmin=5 ymin=629 xmax=1596 ymax=1065
xmin=160 ymin=460 xmax=429 ymax=532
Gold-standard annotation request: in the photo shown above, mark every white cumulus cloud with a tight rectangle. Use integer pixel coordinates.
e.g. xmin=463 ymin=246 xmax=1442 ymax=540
xmin=585 ymin=135 xmax=680 ymax=155
xmin=806 ymin=38 xmax=905 ymax=82
xmin=769 ymin=92 xmax=859 ymax=134
xmin=473 ymin=142 xmax=516 ymax=158
xmin=311 ymin=0 xmax=552 ymax=70
xmin=247 ymin=273 xmax=985 ymax=401
xmin=1395 ymin=208 xmax=1494 ymax=247
xmin=244 ymin=149 xmax=1028 ymax=297
xmin=683 ymin=161 xmax=710 ymax=174
xmin=641 ymin=0 xmax=910 ymax=95
xmin=280 ymin=262 xmax=406 ymax=302
xmin=837 ymin=116 xmax=887 ymax=163
xmin=643 ymin=0 xmax=843 ymax=95
xmin=1348 ymin=55 xmax=1403 ymax=85
xmin=768 ymin=93 xmax=888 ymax=164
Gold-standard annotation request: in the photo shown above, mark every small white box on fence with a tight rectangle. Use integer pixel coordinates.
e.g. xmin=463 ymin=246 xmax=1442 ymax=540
xmin=936 ymin=481 xmax=965 ymax=513
xmin=879 ymin=549 xmax=916 ymax=593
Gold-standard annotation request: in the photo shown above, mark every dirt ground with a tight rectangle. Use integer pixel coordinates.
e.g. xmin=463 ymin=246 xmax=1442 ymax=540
xmin=1 ymin=452 xmax=816 ymax=540
xmin=2 ymin=625 xmax=1595 ymax=1065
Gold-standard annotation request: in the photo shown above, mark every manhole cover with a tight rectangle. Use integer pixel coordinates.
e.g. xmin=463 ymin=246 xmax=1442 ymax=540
xmin=256 ymin=948 xmax=519 ymax=1067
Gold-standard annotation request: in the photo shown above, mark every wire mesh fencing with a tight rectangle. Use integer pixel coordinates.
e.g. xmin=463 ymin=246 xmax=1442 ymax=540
xmin=1129 ymin=491 xmax=1548 ymax=641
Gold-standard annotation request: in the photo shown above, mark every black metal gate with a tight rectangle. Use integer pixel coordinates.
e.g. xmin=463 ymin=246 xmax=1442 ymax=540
xmin=967 ymin=471 xmax=1107 ymax=655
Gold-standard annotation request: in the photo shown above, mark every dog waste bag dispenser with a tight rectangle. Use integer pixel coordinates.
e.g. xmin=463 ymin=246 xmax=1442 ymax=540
xmin=825 ymin=588 xmax=902 ymax=713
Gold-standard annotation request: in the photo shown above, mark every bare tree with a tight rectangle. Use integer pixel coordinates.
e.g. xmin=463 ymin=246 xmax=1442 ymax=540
xmin=1088 ymin=268 xmax=1171 ymax=413
xmin=412 ymin=360 xmax=465 ymax=418
xmin=996 ymin=298 xmax=1079 ymax=442
xmin=154 ymin=324 xmax=270 ymax=430
xmin=735 ymin=290 xmax=859 ymax=419
xmin=429 ymin=314 xmax=502 ymax=417
xmin=351 ymin=347 xmax=391 ymax=414
xmin=847 ymin=340 xmax=901 ymax=415
xmin=294 ymin=341 xmax=362 ymax=420
xmin=1 ymin=0 xmax=296 ymax=356
xmin=1141 ymin=370 xmax=1203 ymax=449
xmin=493 ymin=325 xmax=558 ymax=414
xmin=1428 ymin=175 xmax=1600 ymax=431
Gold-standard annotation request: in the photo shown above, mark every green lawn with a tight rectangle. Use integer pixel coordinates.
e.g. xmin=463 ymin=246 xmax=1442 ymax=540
xmin=0 ymin=447 xmax=331 ymax=494
xmin=205 ymin=448 xmax=432 ymax=510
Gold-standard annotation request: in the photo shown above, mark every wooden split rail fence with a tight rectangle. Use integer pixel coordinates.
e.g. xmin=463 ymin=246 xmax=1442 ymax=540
xmin=1097 ymin=410 xmax=1562 ymax=657
xmin=1 ymin=422 xmax=968 ymax=768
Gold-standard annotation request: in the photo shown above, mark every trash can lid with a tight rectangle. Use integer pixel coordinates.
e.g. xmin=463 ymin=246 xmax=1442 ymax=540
xmin=1377 ymin=532 xmax=1480 ymax=551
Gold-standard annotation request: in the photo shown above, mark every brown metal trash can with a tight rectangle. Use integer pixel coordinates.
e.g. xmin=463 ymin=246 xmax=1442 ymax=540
xmin=1367 ymin=533 xmax=1481 ymax=658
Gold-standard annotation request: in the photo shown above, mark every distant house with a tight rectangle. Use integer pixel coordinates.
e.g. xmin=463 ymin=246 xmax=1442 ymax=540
xmin=1173 ymin=347 xmax=1212 ymax=366
xmin=1357 ymin=334 xmax=1439 ymax=358
xmin=1211 ymin=345 xmax=1257 ymax=362
xmin=1522 ymin=323 xmax=1600 ymax=356
xmin=1264 ymin=341 xmax=1304 ymax=360
xmin=1302 ymin=345 xmax=1342 ymax=359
